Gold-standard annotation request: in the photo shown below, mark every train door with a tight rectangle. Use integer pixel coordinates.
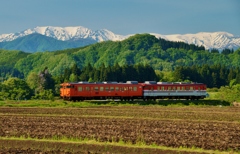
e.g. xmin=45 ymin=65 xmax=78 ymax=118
xmin=73 ymin=85 xmax=78 ymax=96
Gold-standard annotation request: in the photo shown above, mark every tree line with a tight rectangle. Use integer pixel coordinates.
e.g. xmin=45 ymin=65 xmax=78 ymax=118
xmin=56 ymin=63 xmax=158 ymax=83
xmin=173 ymin=64 xmax=240 ymax=88
xmin=158 ymin=38 xmax=205 ymax=51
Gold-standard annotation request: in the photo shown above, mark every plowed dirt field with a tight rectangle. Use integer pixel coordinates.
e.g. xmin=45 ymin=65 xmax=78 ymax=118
xmin=0 ymin=106 xmax=240 ymax=153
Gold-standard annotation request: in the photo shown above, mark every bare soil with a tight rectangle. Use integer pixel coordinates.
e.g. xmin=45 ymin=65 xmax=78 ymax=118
xmin=0 ymin=106 xmax=240 ymax=153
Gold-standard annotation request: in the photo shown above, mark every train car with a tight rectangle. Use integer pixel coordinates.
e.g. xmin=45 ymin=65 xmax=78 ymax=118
xmin=142 ymin=81 xmax=207 ymax=100
xmin=60 ymin=81 xmax=143 ymax=101
xmin=60 ymin=81 xmax=208 ymax=101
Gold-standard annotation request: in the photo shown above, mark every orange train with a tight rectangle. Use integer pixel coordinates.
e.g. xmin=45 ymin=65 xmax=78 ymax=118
xmin=60 ymin=81 xmax=208 ymax=101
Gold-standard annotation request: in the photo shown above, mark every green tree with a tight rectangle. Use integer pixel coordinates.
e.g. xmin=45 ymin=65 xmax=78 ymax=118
xmin=69 ymin=73 xmax=78 ymax=82
xmin=2 ymin=77 xmax=32 ymax=100
xmin=26 ymin=72 xmax=39 ymax=90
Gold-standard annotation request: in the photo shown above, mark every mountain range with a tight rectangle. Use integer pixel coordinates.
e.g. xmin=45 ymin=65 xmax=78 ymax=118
xmin=0 ymin=26 xmax=240 ymax=52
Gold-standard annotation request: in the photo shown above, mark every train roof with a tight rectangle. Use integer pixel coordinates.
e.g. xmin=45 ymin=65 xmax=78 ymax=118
xmin=61 ymin=81 xmax=139 ymax=85
xmin=143 ymin=81 xmax=205 ymax=85
xmin=61 ymin=81 xmax=205 ymax=86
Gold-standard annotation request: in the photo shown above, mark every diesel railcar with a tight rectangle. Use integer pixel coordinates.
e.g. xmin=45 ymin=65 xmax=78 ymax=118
xmin=60 ymin=81 xmax=208 ymax=101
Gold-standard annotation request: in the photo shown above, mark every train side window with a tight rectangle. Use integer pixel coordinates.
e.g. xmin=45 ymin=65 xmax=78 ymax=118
xmin=124 ymin=87 xmax=128 ymax=91
xmin=115 ymin=87 xmax=119 ymax=91
xmin=78 ymin=87 xmax=82 ymax=91
xmin=100 ymin=87 xmax=104 ymax=91
xmin=86 ymin=87 xmax=90 ymax=91
xmin=110 ymin=87 xmax=114 ymax=91
xmin=182 ymin=87 xmax=185 ymax=90
xmin=105 ymin=87 xmax=109 ymax=91
xmin=177 ymin=86 xmax=180 ymax=90
xmin=133 ymin=86 xmax=137 ymax=91
xmin=186 ymin=86 xmax=189 ymax=90
xmin=168 ymin=87 xmax=171 ymax=90
xmin=95 ymin=87 xmax=99 ymax=91
xmin=190 ymin=86 xmax=193 ymax=90
xmin=173 ymin=87 xmax=176 ymax=90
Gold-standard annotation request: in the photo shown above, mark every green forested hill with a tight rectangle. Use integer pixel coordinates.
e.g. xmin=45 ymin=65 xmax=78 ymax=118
xmin=1 ymin=34 xmax=240 ymax=79
xmin=0 ymin=49 xmax=29 ymax=78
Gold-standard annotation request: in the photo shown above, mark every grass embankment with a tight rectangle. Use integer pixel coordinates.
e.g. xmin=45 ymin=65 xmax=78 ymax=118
xmin=0 ymin=98 xmax=231 ymax=108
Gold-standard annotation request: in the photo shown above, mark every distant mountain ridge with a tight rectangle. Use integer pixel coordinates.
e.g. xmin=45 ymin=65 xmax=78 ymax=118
xmin=152 ymin=32 xmax=240 ymax=50
xmin=0 ymin=33 xmax=96 ymax=52
xmin=0 ymin=26 xmax=125 ymax=42
xmin=0 ymin=26 xmax=240 ymax=52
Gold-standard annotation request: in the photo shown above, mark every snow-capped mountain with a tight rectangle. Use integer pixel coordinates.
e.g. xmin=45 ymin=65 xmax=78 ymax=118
xmin=0 ymin=26 xmax=240 ymax=50
xmin=152 ymin=32 xmax=240 ymax=50
xmin=0 ymin=26 xmax=126 ymax=42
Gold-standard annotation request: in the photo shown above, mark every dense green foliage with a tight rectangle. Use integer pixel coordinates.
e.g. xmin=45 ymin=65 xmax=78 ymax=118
xmin=0 ymin=77 xmax=32 ymax=100
xmin=0 ymin=68 xmax=55 ymax=100
xmin=57 ymin=63 xmax=157 ymax=83
xmin=215 ymin=84 xmax=240 ymax=102
xmin=173 ymin=65 xmax=240 ymax=88
xmin=0 ymin=49 xmax=28 ymax=79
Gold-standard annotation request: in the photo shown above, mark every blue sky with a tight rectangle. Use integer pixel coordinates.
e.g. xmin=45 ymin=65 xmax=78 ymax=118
xmin=0 ymin=0 xmax=239 ymax=35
